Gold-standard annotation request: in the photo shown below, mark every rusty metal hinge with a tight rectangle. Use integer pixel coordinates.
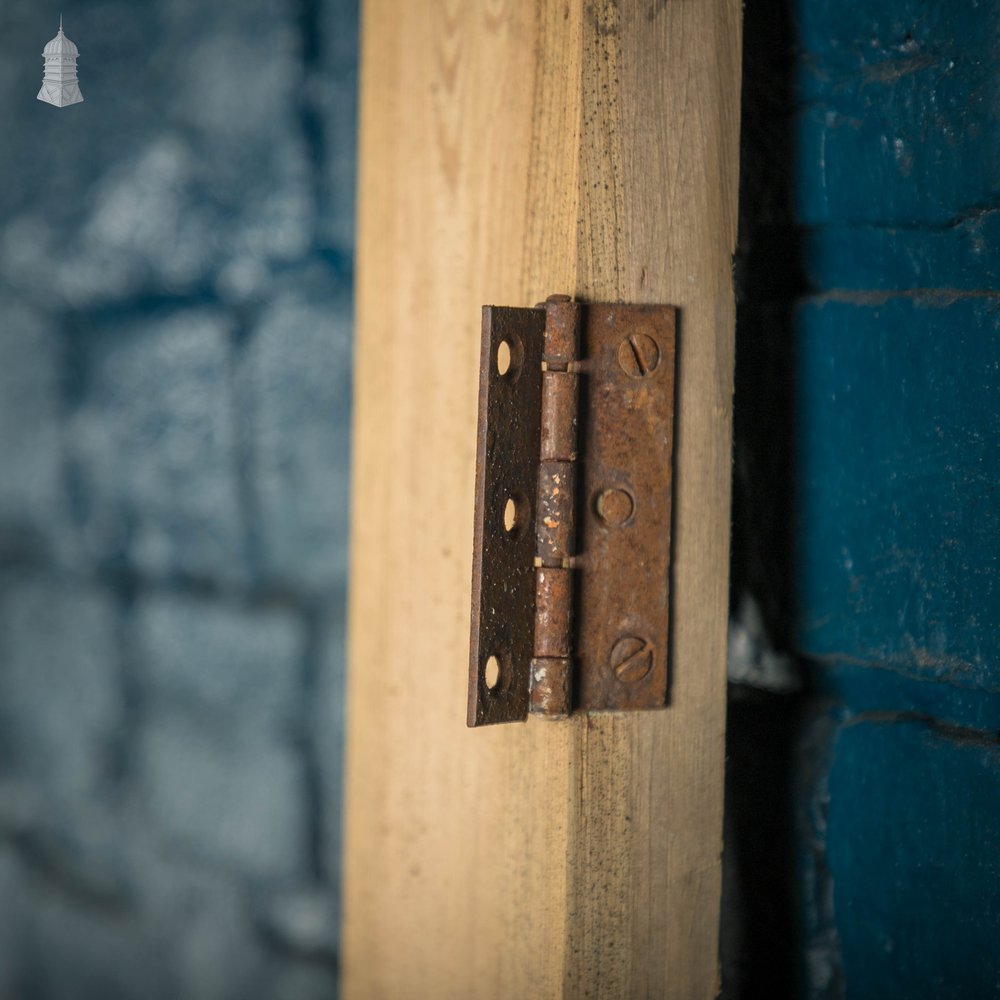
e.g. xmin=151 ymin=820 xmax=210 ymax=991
xmin=468 ymin=295 xmax=676 ymax=727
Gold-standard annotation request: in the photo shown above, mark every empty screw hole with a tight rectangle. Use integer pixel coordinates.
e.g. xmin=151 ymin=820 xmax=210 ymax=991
xmin=503 ymin=497 xmax=518 ymax=533
xmin=496 ymin=340 xmax=512 ymax=376
xmin=485 ymin=655 xmax=501 ymax=690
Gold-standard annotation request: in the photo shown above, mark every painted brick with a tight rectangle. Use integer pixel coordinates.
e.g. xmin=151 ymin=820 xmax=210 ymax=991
xmin=241 ymin=266 xmax=352 ymax=592
xmin=0 ymin=849 xmax=25 ymax=997
xmin=0 ymin=575 xmax=122 ymax=807
xmin=802 ymin=213 xmax=1000 ymax=292
xmin=0 ymin=0 xmax=359 ymax=993
xmin=810 ymin=660 xmax=1000 ymax=739
xmin=735 ymin=1 xmax=1000 ymax=997
xmin=0 ymin=4 xmax=108 ymax=245
xmin=823 ymin=719 xmax=1000 ymax=999
xmin=137 ymin=716 xmax=305 ymax=880
xmin=0 ymin=2 xmax=311 ymax=310
xmin=69 ymin=309 xmax=247 ymax=583
xmin=0 ymin=795 xmax=134 ymax=906
xmin=265 ymin=963 xmax=340 ymax=1000
xmin=14 ymin=849 xmax=331 ymax=1000
xmin=139 ymin=857 xmax=270 ymax=1000
xmin=315 ymin=591 xmax=348 ymax=892
xmin=794 ymin=106 xmax=1000 ymax=228
xmin=793 ymin=2 xmax=1000 ymax=226
xmin=792 ymin=707 xmax=844 ymax=1000
xmin=795 ymin=297 xmax=1000 ymax=688
xmin=254 ymin=884 xmax=339 ymax=961
xmin=121 ymin=849 xmax=335 ymax=1000
xmin=317 ymin=0 xmax=360 ymax=251
xmin=17 ymin=882 xmax=169 ymax=1000
xmin=0 ymin=295 xmax=76 ymax=562
xmin=135 ymin=593 xmax=305 ymax=732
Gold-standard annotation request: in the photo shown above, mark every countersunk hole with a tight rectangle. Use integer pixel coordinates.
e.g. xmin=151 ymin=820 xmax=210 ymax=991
xmin=496 ymin=335 xmax=524 ymax=380
xmin=596 ymin=487 xmax=635 ymax=526
xmin=497 ymin=340 xmax=512 ymax=376
xmin=503 ymin=494 xmax=527 ymax=536
xmin=484 ymin=655 xmax=501 ymax=690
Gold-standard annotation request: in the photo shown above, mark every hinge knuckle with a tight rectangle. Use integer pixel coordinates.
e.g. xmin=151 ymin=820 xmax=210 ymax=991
xmin=535 ymin=461 xmax=575 ymax=562
xmin=540 ymin=371 xmax=579 ymax=461
xmin=529 ymin=658 xmax=571 ymax=718
xmin=534 ymin=566 xmax=573 ymax=658
xmin=542 ymin=296 xmax=579 ymax=365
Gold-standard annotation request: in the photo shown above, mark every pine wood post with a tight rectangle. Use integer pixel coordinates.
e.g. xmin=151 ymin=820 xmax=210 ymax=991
xmin=342 ymin=2 xmax=742 ymax=996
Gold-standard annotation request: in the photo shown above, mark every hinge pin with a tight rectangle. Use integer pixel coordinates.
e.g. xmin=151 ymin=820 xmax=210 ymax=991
xmin=529 ymin=296 xmax=581 ymax=719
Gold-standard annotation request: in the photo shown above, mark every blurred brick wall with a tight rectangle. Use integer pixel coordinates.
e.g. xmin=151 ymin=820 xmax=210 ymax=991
xmin=0 ymin=2 xmax=356 ymax=997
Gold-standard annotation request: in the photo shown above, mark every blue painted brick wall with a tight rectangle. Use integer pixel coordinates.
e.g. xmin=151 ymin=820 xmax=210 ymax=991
xmin=0 ymin=2 xmax=357 ymax=996
xmin=733 ymin=1 xmax=1000 ymax=997
xmin=723 ymin=0 xmax=1000 ymax=1000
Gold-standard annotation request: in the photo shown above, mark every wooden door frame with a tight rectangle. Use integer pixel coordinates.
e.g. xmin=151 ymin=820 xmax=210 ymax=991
xmin=343 ymin=2 xmax=742 ymax=996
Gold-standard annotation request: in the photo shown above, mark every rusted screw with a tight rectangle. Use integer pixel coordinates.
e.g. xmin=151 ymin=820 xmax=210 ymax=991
xmin=617 ymin=333 xmax=660 ymax=378
xmin=609 ymin=635 xmax=653 ymax=683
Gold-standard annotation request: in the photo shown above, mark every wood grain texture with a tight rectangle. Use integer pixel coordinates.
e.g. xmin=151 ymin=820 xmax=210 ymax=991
xmin=342 ymin=1 xmax=742 ymax=997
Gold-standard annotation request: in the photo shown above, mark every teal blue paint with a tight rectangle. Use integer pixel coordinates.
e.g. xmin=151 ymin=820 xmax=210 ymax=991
xmin=795 ymin=296 xmax=1000 ymax=690
xmin=779 ymin=0 xmax=1000 ymax=996
xmin=825 ymin=721 xmax=1000 ymax=999
xmin=792 ymin=2 xmax=1000 ymax=225
xmin=801 ymin=217 xmax=1000 ymax=291
xmin=808 ymin=661 xmax=1000 ymax=736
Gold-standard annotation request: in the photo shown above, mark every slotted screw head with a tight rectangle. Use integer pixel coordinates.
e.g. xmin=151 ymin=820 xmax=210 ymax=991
xmin=609 ymin=635 xmax=653 ymax=683
xmin=617 ymin=333 xmax=660 ymax=378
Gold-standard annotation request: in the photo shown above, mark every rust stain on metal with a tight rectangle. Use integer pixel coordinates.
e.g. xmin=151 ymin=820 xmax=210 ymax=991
xmin=467 ymin=306 xmax=544 ymax=726
xmin=529 ymin=299 xmax=582 ymax=718
xmin=617 ymin=331 xmax=661 ymax=378
xmin=609 ymin=634 xmax=654 ymax=684
xmin=540 ymin=371 xmax=579 ymax=461
xmin=541 ymin=295 xmax=578 ymax=365
xmin=468 ymin=298 xmax=675 ymax=726
xmin=595 ymin=486 xmax=635 ymax=526
xmin=536 ymin=461 xmax=575 ymax=563
xmin=534 ymin=566 xmax=573 ymax=658
xmin=575 ymin=303 xmax=675 ymax=712
xmin=529 ymin=657 xmax=571 ymax=718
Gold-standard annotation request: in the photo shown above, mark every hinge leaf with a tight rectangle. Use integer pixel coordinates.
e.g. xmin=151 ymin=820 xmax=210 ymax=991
xmin=467 ymin=306 xmax=544 ymax=726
